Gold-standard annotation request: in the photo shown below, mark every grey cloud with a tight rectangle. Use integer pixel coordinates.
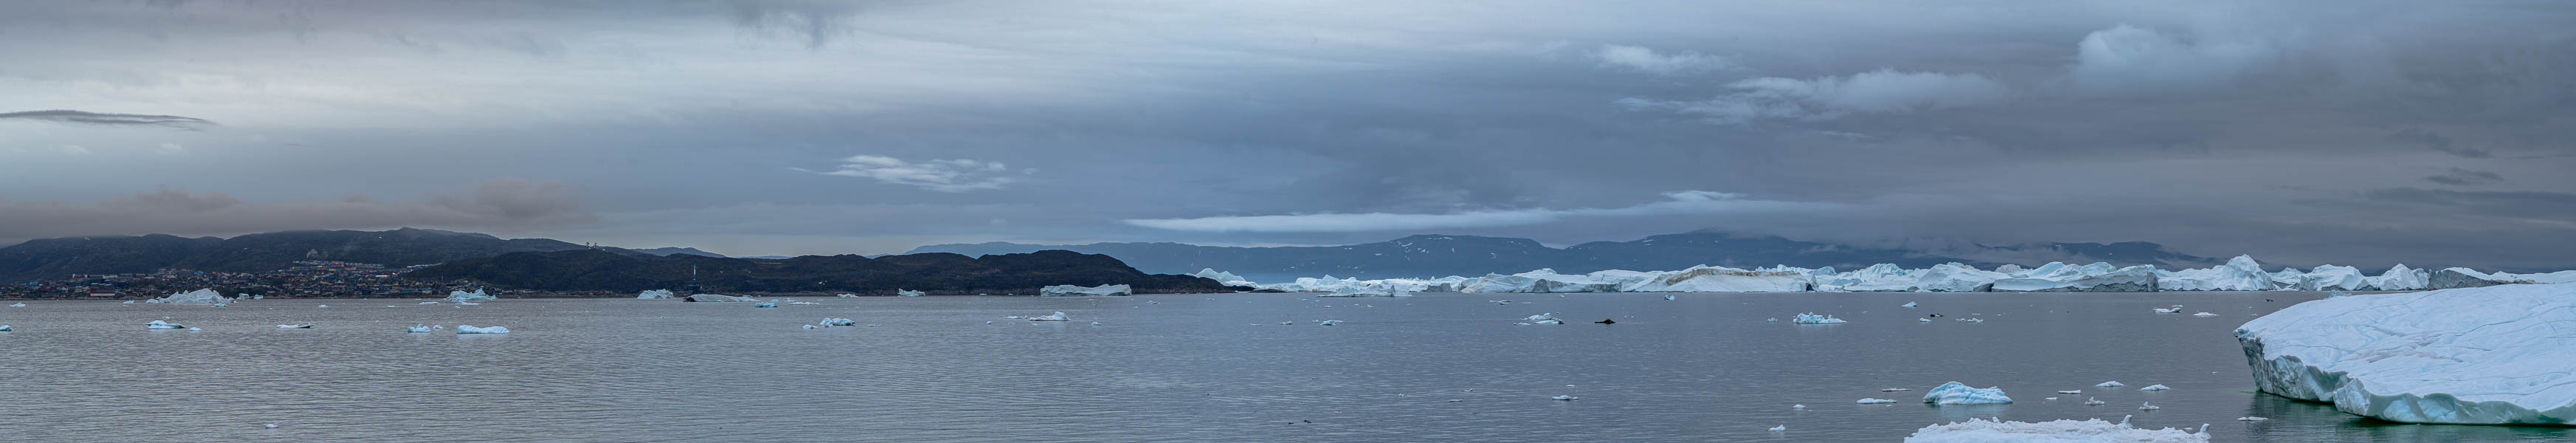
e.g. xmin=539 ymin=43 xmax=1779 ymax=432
xmin=801 ymin=155 xmax=1023 ymax=192
xmin=2391 ymin=128 xmax=2490 ymax=158
xmin=2066 ymin=24 xmax=2275 ymax=95
xmin=0 ymin=109 xmax=215 ymax=129
xmin=1124 ymin=191 xmax=1846 ymax=233
xmin=2360 ymin=188 xmax=2576 ymax=221
xmin=2423 ymin=168 xmax=2504 ymax=186
xmin=1621 ymin=69 xmax=2010 ymax=124
xmin=0 ymin=178 xmax=597 ymax=244
xmin=1593 ymin=44 xmax=1737 ymax=75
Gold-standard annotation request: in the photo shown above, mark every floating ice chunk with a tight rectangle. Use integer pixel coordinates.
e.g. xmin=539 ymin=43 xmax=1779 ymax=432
xmin=789 ymin=301 xmax=820 ymax=305
xmin=150 ymin=289 xmax=234 ymax=304
xmin=188 ymin=327 xmax=202 ymax=331
xmin=2139 ymin=402 xmax=2160 ymax=411
xmin=1856 ymin=398 xmax=1897 ymax=404
xmin=1923 ymin=382 xmax=2012 ymax=405
xmin=2084 ymin=397 xmax=2106 ymax=405
xmin=444 ymin=289 xmax=496 ymax=302
xmin=1040 ymin=284 xmax=1132 ymax=297
xmin=7 ymin=303 xmax=21 ymax=307
xmin=210 ymin=303 xmax=228 ymax=307
xmin=1901 ymin=417 xmax=2209 ymax=443
xmin=2098 ymin=381 xmax=2124 ymax=387
xmin=420 ymin=302 xmax=442 ymax=305
xmin=2045 ymin=397 xmax=2058 ymax=401
xmin=683 ymin=294 xmax=759 ymax=303
xmin=2151 ymin=305 xmax=2183 ymax=314
xmin=123 ymin=301 xmax=136 ymax=304
xmin=837 ymin=293 xmax=859 ymax=298
xmin=1319 ymin=320 xmax=1342 ymax=326
xmin=0 ymin=326 xmax=11 ymax=332
xmin=637 ymin=289 xmax=674 ymax=300
xmin=146 ymin=320 xmax=187 ymax=329
xmin=1903 ymin=301 xmax=1917 ymax=307
xmin=1550 ymin=395 xmax=1579 ymax=401
xmin=455 ymin=302 xmax=481 ymax=306
xmin=820 ymin=318 xmax=856 ymax=326
xmin=2236 ymin=283 xmax=2576 ymax=425
xmin=276 ymin=324 xmax=313 ymax=329
xmin=1792 ymin=404 xmax=1805 ymax=409
xmin=317 ymin=304 xmax=328 ymax=308
xmin=755 ymin=302 xmax=777 ymax=308
xmin=2236 ymin=416 xmax=2266 ymax=422
xmin=2058 ymin=390 xmax=2082 ymax=394
xmin=897 ymin=289 xmax=926 ymax=297
xmin=1664 ymin=295 xmax=1676 ymax=301
xmin=1765 ymin=317 xmax=1778 ymax=322
xmin=455 ymin=325 xmax=510 ymax=334
xmin=1029 ymin=312 xmax=1070 ymax=322
xmin=1791 ymin=312 xmax=1847 ymax=324
xmin=2191 ymin=312 xmax=2216 ymax=317
xmin=2139 ymin=385 xmax=2170 ymax=391
xmin=1881 ymin=388 xmax=1912 ymax=391
xmin=406 ymin=324 xmax=432 ymax=333
xmin=1089 ymin=322 xmax=1102 ymax=326
xmin=803 ymin=325 xmax=820 ymax=329
xmin=1524 ymin=313 xmax=1562 ymax=324
xmin=1920 ymin=318 xmax=1932 ymax=323
xmin=1768 ymin=425 xmax=1785 ymax=432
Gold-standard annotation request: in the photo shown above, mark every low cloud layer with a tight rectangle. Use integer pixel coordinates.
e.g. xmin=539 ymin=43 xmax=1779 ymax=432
xmin=803 ymin=155 xmax=1027 ymax=192
xmin=0 ymin=178 xmax=596 ymax=244
xmin=1124 ymin=191 xmax=1843 ymax=233
xmin=0 ymin=109 xmax=215 ymax=129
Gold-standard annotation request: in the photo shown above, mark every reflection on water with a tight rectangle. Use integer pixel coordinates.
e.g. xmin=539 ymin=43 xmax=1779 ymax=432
xmin=1 ymin=292 xmax=2569 ymax=442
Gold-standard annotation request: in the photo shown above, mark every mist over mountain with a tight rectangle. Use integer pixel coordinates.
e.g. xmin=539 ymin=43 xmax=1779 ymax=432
xmin=910 ymin=230 xmax=2222 ymax=281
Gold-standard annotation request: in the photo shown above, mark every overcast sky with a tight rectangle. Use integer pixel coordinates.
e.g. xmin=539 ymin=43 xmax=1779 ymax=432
xmin=4 ymin=0 xmax=2573 ymax=270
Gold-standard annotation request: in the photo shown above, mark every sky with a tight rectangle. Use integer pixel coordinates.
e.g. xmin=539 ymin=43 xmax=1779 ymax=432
xmin=2 ymin=0 xmax=2573 ymax=270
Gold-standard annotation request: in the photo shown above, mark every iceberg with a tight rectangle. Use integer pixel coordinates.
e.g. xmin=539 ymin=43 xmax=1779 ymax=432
xmin=1901 ymin=417 xmax=2208 ymax=443
xmin=419 ymin=302 xmax=442 ymax=305
xmin=2236 ymin=283 xmax=2576 ymax=425
xmin=149 ymin=289 xmax=234 ymax=304
xmin=1791 ymin=313 xmax=1846 ymax=324
xmin=1856 ymin=398 xmax=1897 ymax=404
xmin=1618 ymin=265 xmax=1813 ymax=292
xmin=1923 ymin=382 xmax=2012 ymax=405
xmin=755 ymin=302 xmax=777 ymax=308
xmin=820 ymin=317 xmax=857 ymax=326
xmin=1190 ymin=268 xmax=1254 ymax=286
xmin=2363 ymin=264 xmax=2428 ymax=290
xmin=0 ymin=325 xmax=10 ymax=332
xmin=1029 ymin=312 xmax=1070 ymax=322
xmin=897 ymin=289 xmax=926 ymax=297
xmin=443 ymin=289 xmax=496 ymax=302
xmin=2097 ymin=381 xmax=2123 ymax=388
xmin=2190 ymin=312 xmax=2216 ymax=317
xmin=2139 ymin=385 xmax=2170 ymax=391
xmin=683 ymin=294 xmax=759 ymax=303
xmin=2431 ymin=268 xmax=2576 ymax=289
xmin=146 ymin=320 xmax=186 ymax=329
xmin=1990 ymin=263 xmax=2160 ymax=292
xmin=1040 ymin=284 xmax=1132 ymax=297
xmin=406 ymin=324 xmax=432 ymax=333
xmin=637 ymin=289 xmax=674 ymax=300
xmin=1523 ymin=312 xmax=1564 ymax=325
xmin=2156 ymin=255 xmax=2277 ymax=291
xmin=455 ymin=325 xmax=510 ymax=334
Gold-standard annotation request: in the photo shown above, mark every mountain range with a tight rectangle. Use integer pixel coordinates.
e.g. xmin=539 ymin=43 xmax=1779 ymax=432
xmin=909 ymin=230 xmax=2222 ymax=281
xmin=0 ymin=227 xmax=715 ymax=283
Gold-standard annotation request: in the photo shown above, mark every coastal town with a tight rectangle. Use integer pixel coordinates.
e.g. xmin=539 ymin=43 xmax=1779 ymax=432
xmin=2 ymin=261 xmax=498 ymax=300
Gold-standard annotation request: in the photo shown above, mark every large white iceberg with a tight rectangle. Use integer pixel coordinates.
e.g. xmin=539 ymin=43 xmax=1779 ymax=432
xmin=2431 ymin=268 xmax=2576 ymax=289
xmin=637 ymin=289 xmax=674 ymax=300
xmin=1923 ymin=382 xmax=2012 ymax=405
xmin=1040 ymin=284 xmax=1131 ymax=297
xmin=1190 ymin=268 xmax=1254 ymax=286
xmin=2156 ymin=255 xmax=2276 ymax=291
xmin=1902 ymin=417 xmax=2207 ymax=443
xmin=2236 ymin=283 xmax=2576 ymax=425
xmin=1618 ymin=265 xmax=1813 ymax=292
xmin=444 ymin=289 xmax=497 ymax=302
xmin=456 ymin=325 xmax=510 ymax=334
xmin=148 ymin=289 xmax=233 ymax=304
xmin=1989 ymin=262 xmax=2160 ymax=292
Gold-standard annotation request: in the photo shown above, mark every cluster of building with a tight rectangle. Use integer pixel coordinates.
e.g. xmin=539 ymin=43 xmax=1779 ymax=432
xmin=1 ymin=261 xmax=484 ymax=299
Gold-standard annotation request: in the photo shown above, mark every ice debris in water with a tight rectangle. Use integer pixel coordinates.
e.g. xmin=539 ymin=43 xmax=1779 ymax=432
xmin=2097 ymin=381 xmax=2124 ymax=387
xmin=444 ymin=289 xmax=496 ymax=302
xmin=1319 ymin=320 xmax=1342 ymax=326
xmin=317 ymin=304 xmax=328 ymax=308
xmin=455 ymin=302 xmax=481 ymax=306
xmin=2152 ymin=305 xmax=2184 ymax=314
xmin=820 ymin=318 xmax=857 ymax=327
xmin=1903 ymin=301 xmax=1918 ymax=307
xmin=2084 ymin=397 xmax=2106 ymax=405
xmin=803 ymin=325 xmax=820 ymax=329
xmin=146 ymin=320 xmax=187 ymax=329
xmin=1550 ymin=395 xmax=1579 ymax=401
xmin=1919 ymin=317 xmax=1933 ymax=323
xmin=7 ymin=303 xmax=22 ymax=307
xmin=2191 ymin=312 xmax=2217 ymax=317
xmin=2140 ymin=385 xmax=2170 ymax=391
xmin=2236 ymin=416 xmax=2267 ymax=422
xmin=1768 ymin=425 xmax=1785 ymax=432
xmin=1029 ymin=312 xmax=1070 ymax=322
xmin=1525 ymin=313 xmax=1563 ymax=324
xmin=1901 ymin=416 xmax=2209 ymax=443
xmin=1857 ymin=398 xmax=1897 ymax=404
xmin=2139 ymin=402 xmax=2160 ymax=411
xmin=637 ymin=289 xmax=675 ymax=300
xmin=897 ymin=289 xmax=926 ymax=297
xmin=0 ymin=326 xmax=12 ymax=332
xmin=1923 ymin=382 xmax=2013 ymax=405
xmin=1791 ymin=312 xmax=1847 ymax=324
xmin=276 ymin=324 xmax=313 ymax=329
xmin=406 ymin=324 xmax=432 ymax=333
xmin=420 ymin=302 xmax=441 ymax=305
xmin=455 ymin=325 xmax=510 ymax=334
xmin=1881 ymin=388 xmax=1912 ymax=391
xmin=754 ymin=302 xmax=777 ymax=308
xmin=2058 ymin=390 xmax=2082 ymax=394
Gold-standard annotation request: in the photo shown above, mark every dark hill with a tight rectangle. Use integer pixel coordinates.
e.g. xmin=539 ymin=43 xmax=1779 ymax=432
xmin=402 ymin=250 xmax=1228 ymax=295
xmin=0 ymin=227 xmax=606 ymax=281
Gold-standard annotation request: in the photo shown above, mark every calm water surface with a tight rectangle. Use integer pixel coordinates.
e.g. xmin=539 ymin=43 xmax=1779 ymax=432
xmin=3 ymin=292 xmax=2569 ymax=442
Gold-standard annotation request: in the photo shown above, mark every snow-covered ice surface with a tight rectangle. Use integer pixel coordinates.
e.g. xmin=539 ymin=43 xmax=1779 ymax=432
xmin=2237 ymin=283 xmax=2576 ymax=425
xmin=1039 ymin=284 xmax=1132 ymax=297
xmin=444 ymin=289 xmax=497 ymax=302
xmin=1923 ymin=382 xmax=2013 ymax=405
xmin=1902 ymin=417 xmax=2208 ymax=443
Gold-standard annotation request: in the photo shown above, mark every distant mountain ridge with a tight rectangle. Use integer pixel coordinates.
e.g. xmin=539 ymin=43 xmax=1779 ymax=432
xmin=907 ymin=230 xmax=2222 ymax=281
xmin=404 ymin=250 xmax=1226 ymax=294
xmin=0 ymin=227 xmax=707 ymax=282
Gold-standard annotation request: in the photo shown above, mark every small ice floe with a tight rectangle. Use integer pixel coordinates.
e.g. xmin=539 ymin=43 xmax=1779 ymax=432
xmin=1525 ymin=313 xmax=1563 ymax=325
xmin=456 ymin=325 xmax=510 ymax=334
xmin=7 ymin=303 xmax=23 ymax=307
xmin=1923 ymin=382 xmax=2013 ymax=405
xmin=1765 ymin=317 xmax=1778 ymax=322
xmin=146 ymin=320 xmax=187 ymax=329
xmin=1319 ymin=320 xmax=1343 ymax=326
xmin=755 ymin=302 xmax=777 ymax=308
xmin=1919 ymin=318 xmax=1932 ymax=323
xmin=2140 ymin=384 xmax=2171 ymax=391
xmin=1003 ymin=315 xmax=1026 ymax=320
xmin=188 ymin=327 xmax=202 ymax=332
xmin=1881 ymin=388 xmax=1912 ymax=391
xmin=2236 ymin=416 xmax=2267 ymax=421
xmin=802 ymin=325 xmax=820 ymax=329
xmin=2151 ymin=305 xmax=2185 ymax=314
xmin=1856 ymin=398 xmax=1897 ymax=404
xmin=2191 ymin=312 xmax=2217 ymax=317
xmin=1904 ymin=417 xmax=2208 ymax=442
xmin=210 ymin=303 xmax=227 ymax=307
xmin=2084 ymin=397 xmax=2107 ymax=405
xmin=123 ymin=301 xmax=136 ymax=304
xmin=1089 ymin=322 xmax=1103 ymax=326
xmin=1663 ymin=295 xmax=1676 ymax=301
xmin=789 ymin=301 xmax=820 ymax=306
xmin=1029 ymin=312 xmax=1071 ymax=322
xmin=2138 ymin=402 xmax=2160 ymax=411
xmin=1958 ymin=317 xmax=1985 ymax=323
xmin=896 ymin=289 xmax=926 ymax=297
xmin=836 ymin=293 xmax=859 ymax=298
xmin=263 ymin=424 xmax=278 ymax=428
xmin=420 ymin=302 xmax=441 ymax=305
xmin=406 ymin=324 xmax=433 ymax=333
xmin=821 ymin=317 xmax=857 ymax=327
xmin=1791 ymin=313 xmax=1846 ymax=324
xmin=1767 ymin=425 xmax=1785 ymax=432
xmin=1550 ymin=395 xmax=1579 ymax=401
xmin=1903 ymin=301 xmax=1918 ymax=308
xmin=2058 ymin=390 xmax=2082 ymax=394
xmin=317 ymin=305 xmax=328 ymax=308
xmin=0 ymin=326 xmax=11 ymax=332
xmin=1491 ymin=300 xmax=1513 ymax=305
xmin=2098 ymin=381 xmax=2125 ymax=387
xmin=1792 ymin=405 xmax=1805 ymax=409
xmin=276 ymin=324 xmax=314 ymax=329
